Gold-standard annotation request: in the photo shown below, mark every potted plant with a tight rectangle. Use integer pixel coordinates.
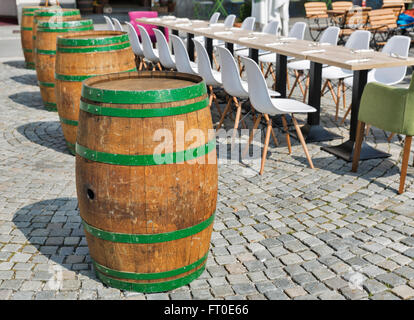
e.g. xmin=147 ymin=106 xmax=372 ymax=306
xmin=235 ymin=0 xmax=252 ymax=27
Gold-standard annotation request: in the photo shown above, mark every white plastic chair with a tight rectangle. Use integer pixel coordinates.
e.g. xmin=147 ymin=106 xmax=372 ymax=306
xmin=235 ymin=19 xmax=280 ymax=59
xmin=341 ymin=35 xmax=411 ymax=124
xmin=214 ymin=14 xmax=237 ymax=46
xmin=137 ymin=25 xmax=161 ymax=70
xmin=259 ymin=22 xmax=307 ymax=82
xmin=112 ymin=18 xmax=123 ymax=31
xmin=321 ymin=30 xmax=371 ymax=122
xmin=104 ymin=16 xmax=115 ymax=31
xmin=125 ymin=21 xmax=146 ymax=70
xmin=193 ymin=39 xmax=223 ymax=117
xmin=286 ymin=26 xmax=340 ymax=102
xmin=193 ymin=12 xmax=221 ymax=45
xmin=170 ymin=35 xmax=198 ymax=75
xmin=154 ymin=29 xmax=176 ymax=70
xmin=241 ymin=56 xmax=316 ymax=174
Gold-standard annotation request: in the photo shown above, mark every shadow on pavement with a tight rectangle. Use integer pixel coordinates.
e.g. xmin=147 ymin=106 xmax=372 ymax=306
xmin=3 ymin=60 xmax=26 ymax=70
xmin=16 ymin=120 xmax=72 ymax=156
xmin=9 ymin=91 xmax=45 ymax=111
xmin=12 ymin=198 xmax=96 ymax=282
xmin=11 ymin=74 xmax=38 ymax=86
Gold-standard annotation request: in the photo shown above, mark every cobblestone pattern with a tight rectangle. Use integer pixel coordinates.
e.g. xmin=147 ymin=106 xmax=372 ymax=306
xmin=0 ymin=58 xmax=413 ymax=300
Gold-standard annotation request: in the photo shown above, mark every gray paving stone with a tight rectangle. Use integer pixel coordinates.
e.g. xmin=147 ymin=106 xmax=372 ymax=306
xmin=376 ymin=273 xmax=406 ymax=288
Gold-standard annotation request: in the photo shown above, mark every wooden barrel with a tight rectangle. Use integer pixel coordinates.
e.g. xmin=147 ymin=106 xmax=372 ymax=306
xmin=21 ymin=6 xmax=45 ymax=69
xmin=35 ymin=19 xmax=93 ymax=111
xmin=55 ymin=30 xmax=136 ymax=154
xmin=32 ymin=8 xmax=81 ymax=68
xmin=76 ymin=71 xmax=218 ymax=293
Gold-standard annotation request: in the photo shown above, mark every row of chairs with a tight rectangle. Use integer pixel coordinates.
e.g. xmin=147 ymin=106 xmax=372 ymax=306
xmin=119 ymin=16 xmax=316 ymax=174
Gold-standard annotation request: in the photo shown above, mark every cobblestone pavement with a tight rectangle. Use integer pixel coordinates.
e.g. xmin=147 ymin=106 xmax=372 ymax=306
xmin=0 ymin=55 xmax=413 ymax=300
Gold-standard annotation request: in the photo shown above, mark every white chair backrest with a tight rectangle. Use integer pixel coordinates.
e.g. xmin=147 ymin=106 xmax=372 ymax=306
xmin=103 ymin=16 xmax=115 ymax=31
xmin=125 ymin=21 xmax=143 ymax=56
xmin=216 ymin=46 xmax=247 ymax=97
xmin=240 ymin=57 xmax=277 ymax=115
xmin=112 ymin=18 xmax=123 ymax=31
xmin=137 ymin=25 xmax=158 ymax=61
xmin=241 ymin=16 xmax=256 ymax=31
xmin=345 ymin=30 xmax=371 ymax=49
xmin=288 ymin=22 xmax=307 ymax=39
xmin=319 ymin=26 xmax=340 ymax=45
xmin=193 ymin=39 xmax=218 ymax=85
xmin=224 ymin=14 xmax=236 ymax=27
xmin=171 ymin=35 xmax=197 ymax=74
xmin=373 ymin=35 xmax=410 ymax=85
xmin=209 ymin=12 xmax=220 ymax=25
xmin=262 ymin=19 xmax=279 ymax=35
xmin=154 ymin=29 xmax=175 ymax=69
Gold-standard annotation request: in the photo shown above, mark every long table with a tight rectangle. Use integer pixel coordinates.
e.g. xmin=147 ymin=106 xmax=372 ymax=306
xmin=136 ymin=16 xmax=414 ymax=161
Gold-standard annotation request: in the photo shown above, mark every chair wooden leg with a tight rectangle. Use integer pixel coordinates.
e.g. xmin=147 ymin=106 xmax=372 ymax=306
xmin=264 ymin=114 xmax=278 ymax=146
xmin=212 ymin=52 xmax=220 ymax=71
xmin=216 ymin=98 xmax=232 ymax=130
xmin=270 ymin=64 xmax=276 ymax=82
xmin=281 ymin=115 xmax=292 ymax=154
xmin=259 ymin=116 xmax=273 ymax=175
xmin=260 ymin=62 xmax=264 ymax=74
xmin=286 ymin=69 xmax=290 ymax=90
xmin=335 ymin=79 xmax=342 ymax=121
xmin=327 ymin=80 xmax=338 ymax=106
xmin=242 ymin=114 xmax=262 ymax=157
xmin=264 ymin=63 xmax=272 ymax=79
xmin=209 ymin=85 xmax=222 ymax=117
xmin=288 ymin=71 xmax=301 ymax=98
xmin=212 ymin=93 xmax=222 ymax=117
xmin=321 ymin=79 xmax=329 ymax=97
xmin=365 ymin=124 xmax=371 ymax=136
xmin=291 ymin=114 xmax=314 ymax=169
xmin=399 ymin=136 xmax=412 ymax=194
xmin=233 ymin=97 xmax=247 ymax=130
xmin=303 ymin=74 xmax=310 ymax=103
xmin=341 ymin=80 xmax=346 ymax=109
xmin=340 ymin=103 xmax=352 ymax=125
xmin=387 ymin=132 xmax=395 ymax=142
xmin=351 ymin=121 xmax=366 ymax=172
xmin=208 ymin=86 xmax=214 ymax=107
xmin=157 ymin=62 xmax=163 ymax=71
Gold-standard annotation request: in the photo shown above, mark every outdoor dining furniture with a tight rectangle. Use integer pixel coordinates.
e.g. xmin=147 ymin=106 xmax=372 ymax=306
xmin=321 ymin=30 xmax=371 ymax=122
xmin=341 ymin=35 xmax=411 ymax=123
xmin=112 ymin=17 xmax=123 ymax=31
xmin=304 ymin=1 xmax=330 ymax=41
xmin=352 ymin=75 xmax=414 ymax=194
xmin=241 ymin=56 xmax=316 ymax=173
xmin=137 ymin=25 xmax=162 ymax=71
xmin=287 ymin=26 xmax=340 ymax=104
xmin=154 ymin=28 xmax=176 ymax=70
xmin=103 ymin=15 xmax=115 ymax=30
xmin=125 ymin=21 xmax=147 ymax=70
xmin=135 ymin=15 xmax=414 ymax=162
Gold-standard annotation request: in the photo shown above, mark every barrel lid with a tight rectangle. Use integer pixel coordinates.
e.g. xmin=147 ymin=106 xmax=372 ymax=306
xmin=82 ymin=71 xmax=207 ymax=105
xmin=57 ymin=31 xmax=129 ymax=47
xmin=35 ymin=8 xmax=80 ymax=17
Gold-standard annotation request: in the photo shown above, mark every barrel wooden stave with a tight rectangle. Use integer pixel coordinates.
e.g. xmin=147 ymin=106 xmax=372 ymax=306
xmin=21 ymin=6 xmax=44 ymax=69
xmin=75 ymin=71 xmax=217 ymax=292
xmin=55 ymin=31 xmax=136 ymax=153
xmin=35 ymin=19 xmax=93 ymax=110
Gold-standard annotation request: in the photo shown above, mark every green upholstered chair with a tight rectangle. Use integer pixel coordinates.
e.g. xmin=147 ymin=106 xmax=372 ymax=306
xmin=352 ymin=77 xmax=414 ymax=194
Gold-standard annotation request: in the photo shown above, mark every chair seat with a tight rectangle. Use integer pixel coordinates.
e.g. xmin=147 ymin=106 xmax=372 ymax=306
xmin=287 ymin=60 xmax=311 ymax=71
xmin=269 ymin=98 xmax=316 ymax=115
xmin=259 ymin=53 xmax=294 ymax=64
xmin=239 ymin=81 xmax=281 ymax=98
xmin=204 ymin=69 xmax=222 ymax=87
xmin=344 ymin=70 xmax=403 ymax=87
xmin=322 ymin=66 xmax=353 ymax=80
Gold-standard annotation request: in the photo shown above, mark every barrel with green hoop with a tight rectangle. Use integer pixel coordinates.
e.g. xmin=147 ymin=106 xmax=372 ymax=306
xmin=76 ymin=71 xmax=218 ymax=293
xmin=55 ymin=30 xmax=136 ymax=155
xmin=35 ymin=19 xmax=93 ymax=111
xmin=21 ymin=6 xmax=46 ymax=69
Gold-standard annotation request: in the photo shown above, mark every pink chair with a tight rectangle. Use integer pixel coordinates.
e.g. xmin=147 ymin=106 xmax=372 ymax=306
xmin=128 ymin=11 xmax=169 ymax=44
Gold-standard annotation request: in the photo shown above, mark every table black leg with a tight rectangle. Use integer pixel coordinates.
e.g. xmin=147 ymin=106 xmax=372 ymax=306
xmin=225 ymin=42 xmax=233 ymax=55
xmin=321 ymin=69 xmax=390 ymax=161
xmin=158 ymin=26 xmax=165 ymax=34
xmin=205 ymin=37 xmax=213 ymax=67
xmin=249 ymin=48 xmax=258 ymax=63
xmin=187 ymin=33 xmax=195 ymax=61
xmin=300 ymin=62 xmax=341 ymax=143
xmin=275 ymin=54 xmax=287 ymax=98
xmin=172 ymin=29 xmax=178 ymax=36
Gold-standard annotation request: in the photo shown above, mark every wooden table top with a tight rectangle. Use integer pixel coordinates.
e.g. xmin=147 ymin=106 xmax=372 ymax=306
xmin=136 ymin=17 xmax=414 ymax=71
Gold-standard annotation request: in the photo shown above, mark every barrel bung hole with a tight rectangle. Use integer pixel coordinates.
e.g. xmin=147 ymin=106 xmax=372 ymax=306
xmin=87 ymin=188 xmax=95 ymax=200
